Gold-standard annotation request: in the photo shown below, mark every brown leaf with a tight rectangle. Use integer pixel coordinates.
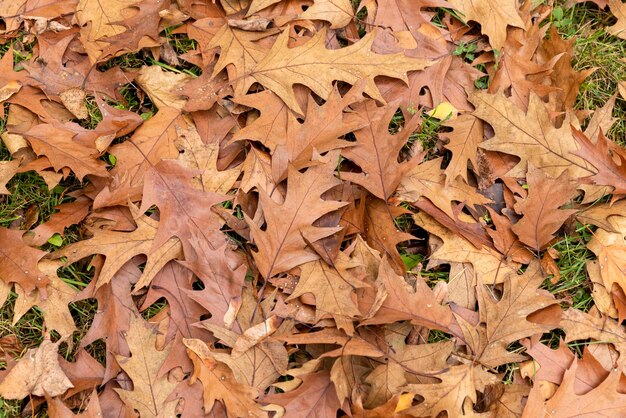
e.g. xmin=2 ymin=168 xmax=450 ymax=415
xmin=573 ymin=128 xmax=626 ymax=195
xmin=448 ymin=0 xmax=524 ymax=50
xmin=0 ymin=226 xmax=50 ymax=292
xmin=184 ymin=338 xmax=267 ymax=417
xmin=251 ymin=27 xmax=432 ymax=115
xmin=24 ymin=196 xmax=91 ymax=246
xmin=0 ymin=340 xmax=73 ymax=399
xmin=114 ymin=314 xmax=178 ymax=417
xmin=247 ymin=153 xmax=347 ymax=278
xmin=511 ymin=165 xmax=578 ymax=251
xmin=442 ymin=114 xmax=484 ymax=184
xmin=457 ymin=262 xmax=561 ymax=368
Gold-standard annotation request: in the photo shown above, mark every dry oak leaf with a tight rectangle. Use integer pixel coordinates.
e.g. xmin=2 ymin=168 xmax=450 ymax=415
xmin=511 ymin=165 xmax=578 ymax=251
xmin=456 ymin=262 xmax=561 ymax=368
xmin=55 ymin=212 xmax=183 ymax=290
xmin=13 ymin=260 xmax=77 ymax=342
xmin=402 ymin=363 xmax=499 ymax=417
xmin=24 ymin=195 xmax=91 ymax=246
xmin=607 ymin=0 xmax=626 ymax=39
xmin=397 ymin=157 xmax=492 ymax=220
xmin=251 ymin=27 xmax=433 ymax=115
xmin=414 ymin=212 xmax=517 ymax=285
xmin=485 ymin=208 xmax=534 ymax=264
xmin=94 ymin=107 xmax=182 ymax=208
xmin=46 ymin=390 xmax=103 ymax=418
xmin=0 ymin=226 xmax=50 ymax=292
xmin=262 ymin=370 xmax=343 ymax=418
xmin=139 ymin=159 xmax=231 ymax=257
xmin=247 ymin=155 xmax=347 ymax=278
xmin=75 ymin=0 xmax=142 ymax=62
xmin=24 ymin=122 xmax=109 ymax=179
xmin=560 ymin=308 xmax=626 ymax=368
xmin=487 ymin=15 xmax=562 ymax=112
xmin=0 ymin=159 xmax=19 ymax=194
xmin=573 ymin=128 xmax=626 ymax=195
xmin=136 ymin=65 xmax=192 ymax=110
xmin=341 ymin=100 xmax=419 ymax=201
xmin=207 ymin=24 xmax=277 ymax=96
xmin=0 ymin=47 xmax=22 ymax=103
xmin=474 ymin=90 xmax=594 ymax=179
xmin=298 ymin=0 xmax=354 ymax=29
xmin=441 ymin=114 xmax=484 ymax=184
xmin=524 ymin=357 xmax=626 ymax=417
xmin=448 ymin=0 xmax=524 ymax=51
xmin=361 ymin=256 xmax=462 ymax=339
xmin=184 ymin=338 xmax=267 ymax=418
xmin=587 ymin=214 xmax=626 ymax=297
xmin=287 ymin=252 xmax=369 ymax=334
xmin=0 ymin=340 xmax=73 ymax=399
xmin=114 ymin=314 xmax=179 ymax=418
xmin=174 ymin=124 xmax=241 ymax=194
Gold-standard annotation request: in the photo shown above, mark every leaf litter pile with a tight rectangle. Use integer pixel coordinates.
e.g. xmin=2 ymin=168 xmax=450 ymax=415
xmin=1 ymin=0 xmax=626 ymax=416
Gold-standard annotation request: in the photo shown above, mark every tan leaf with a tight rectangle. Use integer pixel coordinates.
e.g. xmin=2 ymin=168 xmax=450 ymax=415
xmin=448 ymin=0 xmax=524 ymax=50
xmin=59 ymin=87 xmax=88 ymax=119
xmin=184 ymin=338 xmax=267 ymax=417
xmin=136 ymin=65 xmax=191 ymax=110
xmin=511 ymin=165 xmax=578 ymax=251
xmin=0 ymin=340 xmax=73 ymax=399
xmin=299 ymin=0 xmax=354 ymax=29
xmin=474 ymin=90 xmax=594 ymax=178
xmin=442 ymin=114 xmax=484 ymax=184
xmin=251 ymin=27 xmax=432 ymax=115
xmin=114 ymin=315 xmax=178 ymax=417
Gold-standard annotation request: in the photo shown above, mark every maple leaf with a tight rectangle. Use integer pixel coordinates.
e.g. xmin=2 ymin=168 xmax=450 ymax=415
xmin=473 ymin=90 xmax=594 ymax=178
xmin=510 ymin=165 xmax=578 ymax=251
xmin=288 ymin=252 xmax=369 ymax=334
xmin=251 ymin=27 xmax=433 ymax=114
xmin=448 ymin=0 xmax=524 ymax=51
xmin=184 ymin=338 xmax=267 ymax=417
xmin=456 ymin=262 xmax=561 ymax=368
xmin=247 ymin=153 xmax=347 ymax=278
xmin=114 ymin=314 xmax=179 ymax=417
xmin=55 ymin=212 xmax=182 ymax=289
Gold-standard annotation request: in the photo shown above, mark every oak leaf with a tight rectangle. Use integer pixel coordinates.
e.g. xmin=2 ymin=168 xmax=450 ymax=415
xmin=510 ymin=165 xmax=578 ymax=251
xmin=442 ymin=114 xmax=484 ymax=184
xmin=299 ymin=0 xmax=354 ymax=28
xmin=114 ymin=314 xmax=179 ymax=418
xmin=184 ymin=338 xmax=267 ymax=417
xmin=456 ymin=262 xmax=560 ymax=368
xmin=247 ymin=153 xmax=347 ymax=278
xmin=287 ymin=252 xmax=368 ymax=334
xmin=607 ymin=0 xmax=626 ymax=39
xmin=56 ymin=212 xmax=182 ymax=289
xmin=251 ymin=27 xmax=432 ymax=114
xmin=341 ymin=100 xmax=419 ymax=201
xmin=402 ymin=363 xmax=498 ymax=416
xmin=24 ymin=196 xmax=91 ymax=246
xmin=0 ymin=226 xmax=50 ymax=292
xmin=474 ymin=90 xmax=594 ymax=178
xmin=448 ymin=0 xmax=524 ymax=51
xmin=0 ymin=340 xmax=73 ymax=399
xmin=397 ymin=157 xmax=492 ymax=219
xmin=573 ymin=128 xmax=626 ymax=195
xmin=587 ymin=214 xmax=626 ymax=299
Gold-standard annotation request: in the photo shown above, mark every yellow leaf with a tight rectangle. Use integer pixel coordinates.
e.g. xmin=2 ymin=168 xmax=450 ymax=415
xmin=426 ymin=101 xmax=458 ymax=120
